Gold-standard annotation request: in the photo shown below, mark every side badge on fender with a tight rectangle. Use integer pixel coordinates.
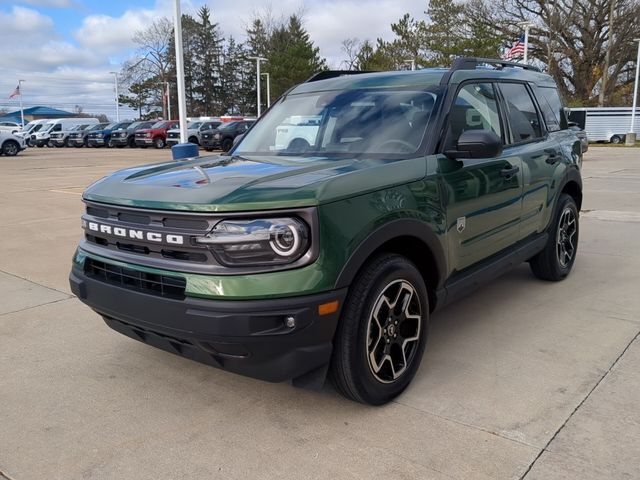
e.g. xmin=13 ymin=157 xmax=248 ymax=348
xmin=457 ymin=216 xmax=466 ymax=233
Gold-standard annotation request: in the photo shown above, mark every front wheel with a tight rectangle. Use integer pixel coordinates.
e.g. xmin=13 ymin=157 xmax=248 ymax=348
xmin=330 ymin=254 xmax=429 ymax=405
xmin=153 ymin=137 xmax=165 ymax=149
xmin=2 ymin=140 xmax=19 ymax=156
xmin=610 ymin=135 xmax=623 ymax=144
xmin=221 ymin=138 xmax=233 ymax=152
xmin=530 ymin=194 xmax=579 ymax=281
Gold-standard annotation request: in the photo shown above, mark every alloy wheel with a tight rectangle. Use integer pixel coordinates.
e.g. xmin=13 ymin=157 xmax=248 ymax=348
xmin=366 ymin=279 xmax=422 ymax=383
xmin=556 ymin=207 xmax=577 ymax=268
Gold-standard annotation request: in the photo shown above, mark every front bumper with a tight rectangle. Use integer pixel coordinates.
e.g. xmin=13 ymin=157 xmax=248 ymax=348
xmin=110 ymin=137 xmax=129 ymax=146
xmin=135 ymin=138 xmax=154 ymax=146
xmin=87 ymin=138 xmax=106 ymax=147
xmin=69 ymin=260 xmax=346 ymax=383
xmin=201 ymin=138 xmax=221 ymax=149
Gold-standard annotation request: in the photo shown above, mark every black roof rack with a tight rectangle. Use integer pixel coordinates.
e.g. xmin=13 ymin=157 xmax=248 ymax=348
xmin=440 ymin=57 xmax=541 ymax=85
xmin=305 ymin=70 xmax=373 ymax=83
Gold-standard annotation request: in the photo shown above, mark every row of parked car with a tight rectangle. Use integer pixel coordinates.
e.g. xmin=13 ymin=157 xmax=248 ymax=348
xmin=14 ymin=117 xmax=255 ymax=153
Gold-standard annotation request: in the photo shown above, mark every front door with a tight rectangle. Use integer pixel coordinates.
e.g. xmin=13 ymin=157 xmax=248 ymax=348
xmin=438 ymin=82 xmax=524 ymax=273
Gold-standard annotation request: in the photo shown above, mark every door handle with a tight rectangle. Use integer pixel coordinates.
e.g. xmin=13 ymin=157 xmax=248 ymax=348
xmin=500 ymin=165 xmax=520 ymax=179
xmin=545 ymin=154 xmax=560 ymax=164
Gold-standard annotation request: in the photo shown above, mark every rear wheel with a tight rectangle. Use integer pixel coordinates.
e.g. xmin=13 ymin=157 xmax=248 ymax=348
xmin=330 ymin=254 xmax=429 ymax=405
xmin=530 ymin=194 xmax=579 ymax=281
xmin=610 ymin=135 xmax=623 ymax=144
xmin=2 ymin=140 xmax=19 ymax=156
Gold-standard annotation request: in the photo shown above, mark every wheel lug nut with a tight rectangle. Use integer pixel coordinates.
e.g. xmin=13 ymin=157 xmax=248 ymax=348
xmin=386 ymin=339 xmax=390 ymax=343
xmin=394 ymin=321 xmax=398 ymax=325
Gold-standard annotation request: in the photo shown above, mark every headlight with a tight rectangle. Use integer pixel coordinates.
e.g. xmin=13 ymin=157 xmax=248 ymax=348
xmin=214 ymin=133 xmax=221 ymax=140
xmin=195 ymin=217 xmax=310 ymax=266
xmin=145 ymin=132 xmax=151 ymax=137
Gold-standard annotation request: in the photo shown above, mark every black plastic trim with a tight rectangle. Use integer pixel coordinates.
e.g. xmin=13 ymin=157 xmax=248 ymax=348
xmin=334 ymin=219 xmax=446 ymax=291
xmin=70 ymin=265 xmax=347 ymax=383
xmin=439 ymin=232 xmax=548 ymax=309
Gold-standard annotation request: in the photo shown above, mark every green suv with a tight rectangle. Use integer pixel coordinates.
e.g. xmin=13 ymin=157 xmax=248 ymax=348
xmin=69 ymin=58 xmax=583 ymax=405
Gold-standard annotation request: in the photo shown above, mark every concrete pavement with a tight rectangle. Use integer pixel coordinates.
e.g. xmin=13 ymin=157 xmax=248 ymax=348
xmin=1 ymin=146 xmax=639 ymax=479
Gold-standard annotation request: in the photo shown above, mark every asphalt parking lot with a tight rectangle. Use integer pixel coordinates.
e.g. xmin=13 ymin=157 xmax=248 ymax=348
xmin=1 ymin=146 xmax=639 ymax=480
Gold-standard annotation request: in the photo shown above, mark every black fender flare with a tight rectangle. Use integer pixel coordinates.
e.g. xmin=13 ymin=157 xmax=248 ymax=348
xmin=556 ymin=166 xmax=582 ymax=208
xmin=334 ymin=218 xmax=446 ymax=291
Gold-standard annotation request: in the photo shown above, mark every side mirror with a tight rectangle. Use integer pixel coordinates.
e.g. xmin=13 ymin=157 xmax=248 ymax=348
xmin=446 ymin=130 xmax=503 ymax=159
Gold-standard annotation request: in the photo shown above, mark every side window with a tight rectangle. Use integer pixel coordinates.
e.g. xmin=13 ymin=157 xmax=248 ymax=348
xmin=446 ymin=83 xmax=501 ymax=149
xmin=499 ymin=83 xmax=543 ymax=142
xmin=536 ymin=87 xmax=567 ymax=131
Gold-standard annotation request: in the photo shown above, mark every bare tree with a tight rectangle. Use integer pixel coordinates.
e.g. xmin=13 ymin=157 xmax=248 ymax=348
xmin=120 ymin=18 xmax=173 ymax=117
xmin=467 ymin=0 xmax=640 ymax=106
xmin=341 ymin=38 xmax=361 ymax=70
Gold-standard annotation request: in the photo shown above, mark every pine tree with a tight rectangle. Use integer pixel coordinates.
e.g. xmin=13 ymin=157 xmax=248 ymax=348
xmin=267 ymin=15 xmax=327 ymax=101
xmin=191 ymin=6 xmax=225 ymax=115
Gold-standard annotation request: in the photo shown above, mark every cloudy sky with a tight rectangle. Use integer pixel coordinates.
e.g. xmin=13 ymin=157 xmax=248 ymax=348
xmin=0 ymin=0 xmax=426 ymax=120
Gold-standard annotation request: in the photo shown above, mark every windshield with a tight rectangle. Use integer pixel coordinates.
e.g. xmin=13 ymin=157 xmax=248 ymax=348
xmin=113 ymin=122 xmax=130 ymax=130
xmin=151 ymin=121 xmax=166 ymax=129
xmin=218 ymin=122 xmax=238 ymax=131
xmin=235 ymin=88 xmax=440 ymax=157
xmin=90 ymin=123 xmax=107 ymax=131
xmin=128 ymin=121 xmax=142 ymax=130
xmin=189 ymin=122 xmax=202 ymax=129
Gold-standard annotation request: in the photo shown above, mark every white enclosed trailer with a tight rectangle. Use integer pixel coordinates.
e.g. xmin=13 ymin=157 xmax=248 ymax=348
xmin=568 ymin=107 xmax=640 ymax=143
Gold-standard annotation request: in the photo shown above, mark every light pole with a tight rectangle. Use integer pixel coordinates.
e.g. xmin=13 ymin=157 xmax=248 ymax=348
xmin=165 ymin=82 xmax=171 ymax=120
xmin=18 ymin=79 xmax=25 ymax=128
xmin=626 ymin=38 xmax=640 ymax=146
xmin=261 ymin=72 xmax=271 ymax=108
xmin=517 ymin=21 xmax=535 ymax=63
xmin=109 ymin=72 xmax=119 ymax=122
xmin=169 ymin=0 xmax=197 ymax=159
xmin=248 ymin=56 xmax=267 ymax=116
xmin=402 ymin=59 xmax=416 ymax=71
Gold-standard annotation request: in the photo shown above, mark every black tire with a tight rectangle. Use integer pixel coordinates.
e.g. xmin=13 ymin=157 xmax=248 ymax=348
xmin=153 ymin=137 xmax=165 ymax=149
xmin=188 ymin=136 xmax=199 ymax=145
xmin=63 ymin=137 xmax=70 ymax=147
xmin=205 ymin=148 xmax=213 ymax=152
xmin=530 ymin=194 xmax=579 ymax=281
xmin=610 ymin=135 xmax=623 ymax=144
xmin=221 ymin=138 xmax=233 ymax=152
xmin=128 ymin=136 xmax=136 ymax=148
xmin=2 ymin=140 xmax=20 ymax=156
xmin=330 ymin=254 xmax=429 ymax=405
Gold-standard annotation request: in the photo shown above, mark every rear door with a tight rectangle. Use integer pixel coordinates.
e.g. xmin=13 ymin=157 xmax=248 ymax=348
xmin=497 ymin=82 xmax=559 ymax=239
xmin=439 ymin=82 xmax=524 ymax=272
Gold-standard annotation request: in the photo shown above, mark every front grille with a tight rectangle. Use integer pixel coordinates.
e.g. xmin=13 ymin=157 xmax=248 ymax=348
xmin=168 ymin=132 xmax=179 ymax=139
xmin=84 ymin=258 xmax=186 ymax=299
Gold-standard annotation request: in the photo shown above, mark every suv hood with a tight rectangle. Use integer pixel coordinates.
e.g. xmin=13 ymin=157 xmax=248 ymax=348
xmin=83 ymin=154 xmax=427 ymax=212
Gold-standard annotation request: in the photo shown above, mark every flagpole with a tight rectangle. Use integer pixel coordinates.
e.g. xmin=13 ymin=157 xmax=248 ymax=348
xmin=518 ymin=21 xmax=534 ymax=64
xmin=18 ymin=79 xmax=25 ymax=128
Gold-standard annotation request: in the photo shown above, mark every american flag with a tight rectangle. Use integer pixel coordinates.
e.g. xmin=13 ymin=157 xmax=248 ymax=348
xmin=503 ymin=35 xmax=525 ymax=60
xmin=9 ymin=84 xmax=20 ymax=99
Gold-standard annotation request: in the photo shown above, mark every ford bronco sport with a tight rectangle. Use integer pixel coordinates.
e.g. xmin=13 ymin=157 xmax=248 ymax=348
xmin=70 ymin=58 xmax=583 ymax=405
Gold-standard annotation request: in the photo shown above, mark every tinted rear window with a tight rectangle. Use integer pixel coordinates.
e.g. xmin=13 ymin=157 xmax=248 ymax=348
xmin=536 ymin=87 xmax=567 ymax=131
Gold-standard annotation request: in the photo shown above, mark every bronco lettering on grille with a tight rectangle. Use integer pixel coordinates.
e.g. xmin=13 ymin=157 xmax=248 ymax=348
xmin=83 ymin=220 xmax=184 ymax=245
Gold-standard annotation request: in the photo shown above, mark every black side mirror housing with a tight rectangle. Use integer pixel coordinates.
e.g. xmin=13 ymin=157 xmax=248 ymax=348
xmin=446 ymin=130 xmax=503 ymax=159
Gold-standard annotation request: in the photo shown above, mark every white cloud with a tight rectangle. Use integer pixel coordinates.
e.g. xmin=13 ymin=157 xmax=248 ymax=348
xmin=0 ymin=5 xmax=55 ymax=40
xmin=19 ymin=0 xmax=78 ymax=7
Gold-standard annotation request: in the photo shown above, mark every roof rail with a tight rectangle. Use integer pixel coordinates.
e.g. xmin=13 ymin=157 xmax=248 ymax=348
xmin=305 ymin=70 xmax=373 ymax=83
xmin=440 ymin=57 xmax=541 ymax=85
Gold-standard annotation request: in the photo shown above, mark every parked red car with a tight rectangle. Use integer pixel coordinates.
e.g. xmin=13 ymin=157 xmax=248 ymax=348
xmin=134 ymin=120 xmax=179 ymax=149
